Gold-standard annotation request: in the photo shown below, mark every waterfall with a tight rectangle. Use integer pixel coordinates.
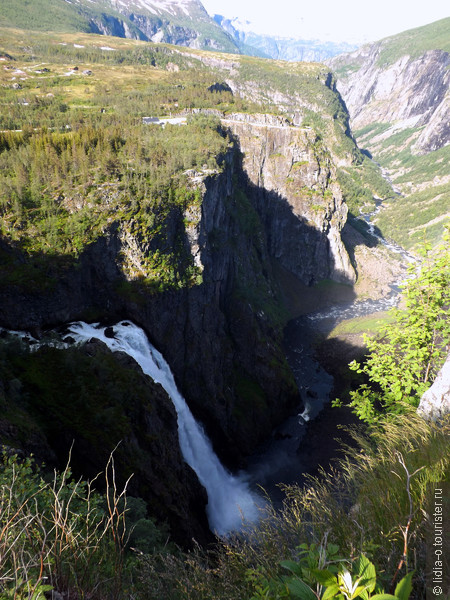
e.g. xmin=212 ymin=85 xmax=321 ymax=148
xmin=68 ymin=320 xmax=262 ymax=535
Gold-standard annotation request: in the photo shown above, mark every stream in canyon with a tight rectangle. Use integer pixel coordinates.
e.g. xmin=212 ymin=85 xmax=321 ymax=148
xmin=245 ymin=205 xmax=417 ymax=506
xmin=2 ymin=206 xmax=417 ymax=536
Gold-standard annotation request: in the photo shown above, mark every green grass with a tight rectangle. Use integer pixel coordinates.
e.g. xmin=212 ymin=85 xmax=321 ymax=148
xmin=376 ymin=17 xmax=450 ymax=67
xmin=0 ymin=0 xmax=91 ymax=32
xmin=328 ymin=311 xmax=396 ymax=338
xmin=375 ymin=184 xmax=450 ymax=250
xmin=374 ymin=127 xmax=421 ymax=155
xmin=390 ymin=145 xmax=450 ymax=185
xmin=354 ymin=122 xmax=391 ymax=142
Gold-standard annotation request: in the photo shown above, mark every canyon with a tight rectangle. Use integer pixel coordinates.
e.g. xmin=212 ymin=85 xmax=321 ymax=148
xmin=0 ymin=15 xmax=447 ymax=548
xmin=329 ymin=17 xmax=450 ymax=250
xmin=0 ymin=107 xmax=362 ymax=544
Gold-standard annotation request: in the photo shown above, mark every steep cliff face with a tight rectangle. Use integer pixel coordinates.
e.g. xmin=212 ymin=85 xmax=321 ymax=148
xmin=224 ymin=114 xmax=355 ymax=284
xmin=328 ymin=18 xmax=450 ymax=250
xmin=0 ymin=146 xmax=300 ymax=466
xmin=0 ymin=25 xmax=386 ymax=547
xmin=331 ymin=45 xmax=450 ymax=155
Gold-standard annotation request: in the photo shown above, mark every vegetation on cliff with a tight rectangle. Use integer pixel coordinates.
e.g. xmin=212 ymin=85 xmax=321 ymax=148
xmin=0 ymin=26 xmax=359 ymax=291
xmin=0 ymin=113 xmax=228 ymax=289
xmin=0 ymin=335 xmax=209 ymax=544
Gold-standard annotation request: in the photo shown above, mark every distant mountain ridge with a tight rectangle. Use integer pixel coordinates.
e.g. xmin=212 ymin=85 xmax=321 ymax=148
xmin=0 ymin=0 xmax=359 ymax=60
xmin=0 ymin=0 xmax=239 ymax=52
xmin=214 ymin=14 xmax=358 ymax=62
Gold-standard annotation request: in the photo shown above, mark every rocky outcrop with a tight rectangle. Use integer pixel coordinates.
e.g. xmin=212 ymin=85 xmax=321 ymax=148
xmin=414 ymin=94 xmax=450 ymax=154
xmin=0 ymin=336 xmax=210 ymax=547
xmin=223 ymin=114 xmax=356 ymax=284
xmin=88 ymin=13 xmax=146 ymax=40
xmin=417 ymin=353 xmax=450 ymax=421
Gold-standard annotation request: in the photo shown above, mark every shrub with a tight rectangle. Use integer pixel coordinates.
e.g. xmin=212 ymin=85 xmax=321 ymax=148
xmin=343 ymin=229 xmax=450 ymax=423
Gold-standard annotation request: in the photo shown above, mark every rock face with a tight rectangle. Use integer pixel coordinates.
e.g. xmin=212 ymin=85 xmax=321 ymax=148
xmin=417 ymin=353 xmax=450 ymax=421
xmin=329 ymin=33 xmax=450 ymax=155
xmin=224 ymin=114 xmax=356 ymax=284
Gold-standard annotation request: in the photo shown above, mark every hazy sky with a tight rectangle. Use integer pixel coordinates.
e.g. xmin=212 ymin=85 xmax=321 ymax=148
xmin=201 ymin=0 xmax=449 ymax=44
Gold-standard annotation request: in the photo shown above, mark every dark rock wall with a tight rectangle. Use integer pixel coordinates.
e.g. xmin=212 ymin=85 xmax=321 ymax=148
xmin=0 ymin=337 xmax=210 ymax=547
xmin=0 ymin=121 xmax=354 ymax=539
xmin=224 ymin=115 xmax=355 ymax=285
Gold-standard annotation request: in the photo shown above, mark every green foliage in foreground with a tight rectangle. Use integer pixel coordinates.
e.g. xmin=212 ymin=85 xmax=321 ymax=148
xmin=1 ymin=407 xmax=448 ymax=599
xmin=0 ymin=452 xmax=172 ymax=599
xmin=341 ymin=230 xmax=450 ymax=423
xmin=136 ymin=414 xmax=449 ymax=599
xmin=249 ymin=549 xmax=414 ymax=600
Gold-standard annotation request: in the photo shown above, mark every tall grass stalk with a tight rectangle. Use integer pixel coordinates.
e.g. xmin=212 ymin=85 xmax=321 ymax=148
xmin=0 ymin=450 xmax=130 ymax=599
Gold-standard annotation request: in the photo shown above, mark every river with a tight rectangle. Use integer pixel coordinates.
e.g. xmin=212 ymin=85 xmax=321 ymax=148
xmin=245 ymin=204 xmax=417 ymax=504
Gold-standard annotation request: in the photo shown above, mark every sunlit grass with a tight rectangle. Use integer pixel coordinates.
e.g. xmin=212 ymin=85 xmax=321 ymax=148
xmin=327 ymin=311 xmax=396 ymax=338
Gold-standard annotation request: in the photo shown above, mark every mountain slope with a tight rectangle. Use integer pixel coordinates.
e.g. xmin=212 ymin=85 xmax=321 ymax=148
xmin=0 ymin=0 xmax=239 ymax=52
xmin=329 ymin=18 xmax=450 ymax=250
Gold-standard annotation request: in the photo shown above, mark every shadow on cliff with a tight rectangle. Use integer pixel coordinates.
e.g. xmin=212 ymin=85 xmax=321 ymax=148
xmin=0 ymin=136 xmax=367 ymax=546
xmin=0 ymin=232 xmax=126 ymax=332
xmin=0 ymin=136 xmax=361 ymax=464
xmin=228 ymin=135 xmax=357 ymax=288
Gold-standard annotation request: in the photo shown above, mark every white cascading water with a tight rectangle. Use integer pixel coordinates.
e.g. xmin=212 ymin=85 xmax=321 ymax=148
xmin=68 ymin=320 xmax=262 ymax=535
